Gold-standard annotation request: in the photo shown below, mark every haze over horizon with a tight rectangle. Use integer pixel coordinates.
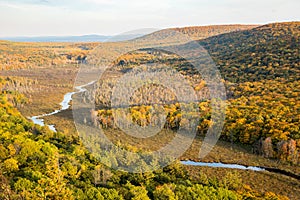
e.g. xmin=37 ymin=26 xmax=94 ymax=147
xmin=0 ymin=0 xmax=299 ymax=37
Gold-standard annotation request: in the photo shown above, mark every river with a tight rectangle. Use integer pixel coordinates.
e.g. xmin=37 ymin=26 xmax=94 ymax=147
xmin=29 ymin=81 xmax=96 ymax=132
xmin=181 ymin=160 xmax=265 ymax=171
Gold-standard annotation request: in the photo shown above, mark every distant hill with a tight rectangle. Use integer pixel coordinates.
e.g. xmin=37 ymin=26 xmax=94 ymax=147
xmin=0 ymin=34 xmax=145 ymax=42
xmin=1 ymin=25 xmax=258 ymax=43
xmin=0 ymin=35 xmax=110 ymax=42
xmin=136 ymin=24 xmax=258 ymax=43
xmin=170 ymin=24 xmax=259 ymax=40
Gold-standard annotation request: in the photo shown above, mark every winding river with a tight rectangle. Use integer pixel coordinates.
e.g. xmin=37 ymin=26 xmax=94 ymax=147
xmin=29 ymin=81 xmax=96 ymax=132
xmin=181 ymin=160 xmax=265 ymax=171
xmin=28 ymin=84 xmax=299 ymax=180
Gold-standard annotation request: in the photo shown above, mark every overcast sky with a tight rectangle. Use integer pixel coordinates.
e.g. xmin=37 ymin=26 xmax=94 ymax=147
xmin=0 ymin=0 xmax=299 ymax=37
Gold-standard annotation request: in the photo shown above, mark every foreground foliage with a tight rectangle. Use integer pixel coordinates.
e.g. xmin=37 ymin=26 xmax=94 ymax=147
xmin=0 ymin=78 xmax=288 ymax=200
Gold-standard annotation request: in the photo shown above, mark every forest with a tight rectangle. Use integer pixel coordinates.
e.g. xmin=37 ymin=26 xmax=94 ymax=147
xmin=0 ymin=77 xmax=289 ymax=199
xmin=86 ymin=22 xmax=300 ymax=165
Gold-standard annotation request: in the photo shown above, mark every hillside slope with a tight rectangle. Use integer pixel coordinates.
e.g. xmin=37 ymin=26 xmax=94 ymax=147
xmin=133 ymin=24 xmax=258 ymax=46
xmin=199 ymin=22 xmax=300 ymax=83
xmin=171 ymin=24 xmax=258 ymax=40
xmin=196 ymin=22 xmax=300 ymax=162
xmin=89 ymin=22 xmax=300 ymax=165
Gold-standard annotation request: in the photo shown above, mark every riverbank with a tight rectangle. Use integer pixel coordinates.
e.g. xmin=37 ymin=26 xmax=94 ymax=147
xmin=181 ymin=160 xmax=300 ymax=181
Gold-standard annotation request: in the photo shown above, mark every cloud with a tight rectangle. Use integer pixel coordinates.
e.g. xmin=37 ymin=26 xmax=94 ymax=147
xmin=0 ymin=0 xmax=299 ymax=37
xmin=0 ymin=0 xmax=116 ymax=8
xmin=0 ymin=0 xmax=48 ymax=5
xmin=0 ymin=0 xmax=173 ymax=11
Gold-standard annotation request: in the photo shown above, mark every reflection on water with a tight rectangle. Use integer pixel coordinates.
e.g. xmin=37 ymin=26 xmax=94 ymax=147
xmin=181 ymin=160 xmax=265 ymax=171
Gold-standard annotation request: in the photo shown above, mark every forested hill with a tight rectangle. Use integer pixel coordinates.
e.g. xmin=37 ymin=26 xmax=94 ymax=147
xmin=196 ymin=22 xmax=300 ymax=163
xmin=170 ymin=24 xmax=258 ymax=40
xmin=199 ymin=22 xmax=300 ymax=83
xmin=87 ymin=22 xmax=299 ymax=165
xmin=135 ymin=24 xmax=258 ymax=43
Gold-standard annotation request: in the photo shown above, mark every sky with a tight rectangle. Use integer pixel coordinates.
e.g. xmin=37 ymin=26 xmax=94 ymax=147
xmin=0 ymin=0 xmax=299 ymax=37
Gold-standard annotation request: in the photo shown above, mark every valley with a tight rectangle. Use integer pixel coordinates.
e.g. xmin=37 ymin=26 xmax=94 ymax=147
xmin=0 ymin=22 xmax=299 ymax=199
